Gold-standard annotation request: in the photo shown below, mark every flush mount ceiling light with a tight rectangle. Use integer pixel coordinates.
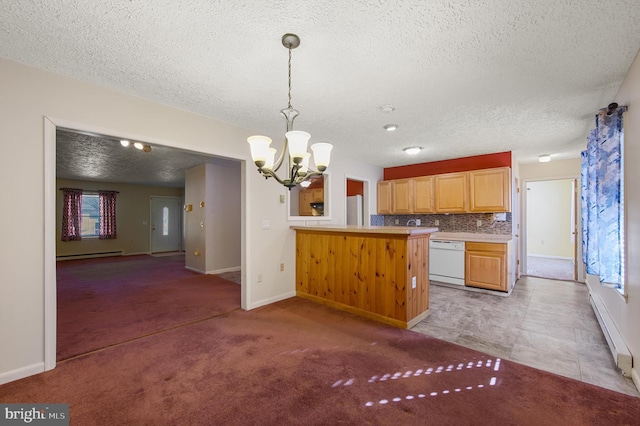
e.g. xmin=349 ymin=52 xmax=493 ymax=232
xmin=247 ymin=33 xmax=333 ymax=190
xmin=383 ymin=124 xmax=399 ymax=132
xmin=403 ymin=146 xmax=422 ymax=155
xmin=379 ymin=104 xmax=396 ymax=113
xmin=120 ymin=139 xmax=130 ymax=147
xmin=538 ymin=154 xmax=551 ymax=163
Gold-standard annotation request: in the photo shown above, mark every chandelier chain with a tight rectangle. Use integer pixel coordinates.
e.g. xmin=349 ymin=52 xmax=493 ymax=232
xmin=287 ymin=47 xmax=292 ymax=109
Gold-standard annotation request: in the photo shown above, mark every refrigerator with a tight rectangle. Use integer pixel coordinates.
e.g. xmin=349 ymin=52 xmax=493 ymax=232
xmin=346 ymin=195 xmax=363 ymax=226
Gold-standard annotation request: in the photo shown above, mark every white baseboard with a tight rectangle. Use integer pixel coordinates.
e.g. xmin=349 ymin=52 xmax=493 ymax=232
xmin=528 ymin=254 xmax=573 ymax=261
xmin=184 ymin=266 xmax=205 ymax=274
xmin=248 ymin=291 xmax=296 ymax=310
xmin=206 ymin=266 xmax=241 ymax=275
xmin=0 ymin=362 xmax=45 ymax=385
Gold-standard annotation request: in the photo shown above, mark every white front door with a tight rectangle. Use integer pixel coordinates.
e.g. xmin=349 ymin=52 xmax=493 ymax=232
xmin=150 ymin=196 xmax=181 ymax=253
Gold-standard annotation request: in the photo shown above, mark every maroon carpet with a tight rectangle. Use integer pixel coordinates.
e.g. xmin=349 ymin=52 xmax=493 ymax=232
xmin=56 ymin=254 xmax=240 ymax=360
xmin=2 ymin=297 xmax=638 ymax=425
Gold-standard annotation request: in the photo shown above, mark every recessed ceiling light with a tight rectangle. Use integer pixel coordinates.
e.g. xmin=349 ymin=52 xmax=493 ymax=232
xmin=538 ymin=154 xmax=551 ymax=162
xmin=120 ymin=139 xmax=130 ymax=147
xmin=383 ymin=124 xmax=398 ymax=132
xmin=134 ymin=142 xmax=144 ymax=150
xmin=379 ymin=104 xmax=396 ymax=113
xmin=403 ymin=146 xmax=422 ymax=155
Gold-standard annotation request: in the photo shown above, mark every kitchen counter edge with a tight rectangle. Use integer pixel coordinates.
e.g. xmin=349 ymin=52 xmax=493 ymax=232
xmin=290 ymin=225 xmax=439 ymax=235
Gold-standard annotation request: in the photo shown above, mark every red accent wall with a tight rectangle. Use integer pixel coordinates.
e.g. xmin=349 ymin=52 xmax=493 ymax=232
xmin=346 ymin=179 xmax=364 ymax=196
xmin=384 ymin=151 xmax=511 ymax=180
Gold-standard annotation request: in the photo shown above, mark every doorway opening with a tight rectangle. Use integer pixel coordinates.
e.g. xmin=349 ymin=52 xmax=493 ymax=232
xmin=45 ymin=117 xmax=246 ymax=370
xmin=523 ymin=178 xmax=577 ymax=281
xmin=345 ymin=177 xmax=369 ymax=226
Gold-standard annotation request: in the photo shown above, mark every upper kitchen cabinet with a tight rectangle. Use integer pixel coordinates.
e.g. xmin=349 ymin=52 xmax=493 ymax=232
xmin=377 ymin=181 xmax=393 ymax=214
xmin=392 ymin=178 xmax=414 ymax=214
xmin=413 ymin=176 xmax=434 ymax=213
xmin=468 ymin=167 xmax=511 ymax=212
xmin=434 ymin=172 xmax=468 ymax=213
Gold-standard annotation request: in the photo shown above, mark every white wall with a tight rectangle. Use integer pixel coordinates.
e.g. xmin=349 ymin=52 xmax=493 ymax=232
xmin=526 ymin=179 xmax=574 ymax=258
xmin=185 ymin=165 xmax=207 ymax=273
xmin=590 ymin=49 xmax=640 ymax=387
xmin=207 ymin=162 xmax=241 ymax=273
xmin=0 ymin=58 xmax=383 ymax=384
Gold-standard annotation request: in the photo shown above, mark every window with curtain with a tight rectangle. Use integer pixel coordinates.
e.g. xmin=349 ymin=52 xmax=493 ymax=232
xmin=61 ymin=188 xmax=83 ymax=241
xmin=98 ymin=190 xmax=118 ymax=239
xmin=581 ymin=107 xmax=626 ymax=293
xmin=61 ymin=188 xmax=118 ymax=241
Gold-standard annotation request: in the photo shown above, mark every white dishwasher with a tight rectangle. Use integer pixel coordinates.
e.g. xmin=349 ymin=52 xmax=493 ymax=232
xmin=429 ymin=240 xmax=465 ymax=286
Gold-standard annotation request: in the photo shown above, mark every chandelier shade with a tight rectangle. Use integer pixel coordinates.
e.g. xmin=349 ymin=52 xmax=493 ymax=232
xmin=246 ymin=33 xmax=333 ymax=190
xmin=285 ymin=130 xmax=311 ymax=162
xmin=311 ymin=143 xmax=333 ymax=171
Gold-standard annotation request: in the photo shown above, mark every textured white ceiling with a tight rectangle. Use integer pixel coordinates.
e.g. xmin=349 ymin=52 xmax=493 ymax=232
xmin=56 ymin=129 xmax=238 ymax=187
xmin=3 ymin=0 xmax=640 ymax=171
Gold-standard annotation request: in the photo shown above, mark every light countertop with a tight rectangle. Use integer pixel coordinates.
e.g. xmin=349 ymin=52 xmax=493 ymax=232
xmin=430 ymin=232 xmax=512 ymax=243
xmin=290 ymin=225 xmax=439 ymax=236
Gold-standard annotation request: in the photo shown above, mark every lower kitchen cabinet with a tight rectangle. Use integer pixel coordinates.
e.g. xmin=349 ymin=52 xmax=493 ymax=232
xmin=465 ymin=242 xmax=507 ymax=292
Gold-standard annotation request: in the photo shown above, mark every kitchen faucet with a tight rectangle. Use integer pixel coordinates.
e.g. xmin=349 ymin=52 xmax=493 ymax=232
xmin=407 ymin=219 xmax=420 ymax=227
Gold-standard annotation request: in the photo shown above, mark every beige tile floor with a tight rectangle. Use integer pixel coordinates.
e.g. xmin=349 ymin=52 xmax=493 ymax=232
xmin=412 ymin=276 xmax=639 ymax=397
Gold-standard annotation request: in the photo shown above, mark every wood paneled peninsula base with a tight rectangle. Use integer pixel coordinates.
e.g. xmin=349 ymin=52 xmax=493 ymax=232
xmin=291 ymin=225 xmax=438 ymax=329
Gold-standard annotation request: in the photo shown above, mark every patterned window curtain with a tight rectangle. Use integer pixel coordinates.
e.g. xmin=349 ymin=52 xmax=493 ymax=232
xmin=61 ymin=188 xmax=83 ymax=241
xmin=580 ymin=107 xmax=626 ymax=288
xmin=99 ymin=190 xmax=118 ymax=239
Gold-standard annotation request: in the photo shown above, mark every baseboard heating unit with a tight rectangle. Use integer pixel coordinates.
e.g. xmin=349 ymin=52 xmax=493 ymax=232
xmin=589 ymin=292 xmax=632 ymax=377
xmin=56 ymin=250 xmax=124 ymax=261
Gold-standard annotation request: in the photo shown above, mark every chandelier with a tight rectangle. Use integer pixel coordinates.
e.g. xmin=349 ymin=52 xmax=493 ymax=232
xmin=247 ymin=33 xmax=333 ymax=190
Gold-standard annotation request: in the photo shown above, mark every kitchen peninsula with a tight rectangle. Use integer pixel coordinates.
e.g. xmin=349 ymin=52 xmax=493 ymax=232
xmin=291 ymin=225 xmax=438 ymax=328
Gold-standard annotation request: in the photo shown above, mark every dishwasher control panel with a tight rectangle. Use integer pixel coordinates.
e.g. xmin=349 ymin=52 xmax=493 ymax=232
xmin=429 ymin=240 xmax=465 ymax=251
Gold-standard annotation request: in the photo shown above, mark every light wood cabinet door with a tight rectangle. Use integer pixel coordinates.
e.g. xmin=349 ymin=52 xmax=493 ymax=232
xmin=299 ymin=190 xmax=314 ymax=216
xmin=469 ymin=167 xmax=511 ymax=212
xmin=434 ymin=172 xmax=468 ymax=213
xmin=377 ymin=181 xmax=392 ymax=214
xmin=393 ymin=179 xmax=414 ymax=214
xmin=413 ymin=176 xmax=434 ymax=213
xmin=465 ymin=242 xmax=507 ymax=291
xmin=312 ymin=188 xmax=324 ymax=203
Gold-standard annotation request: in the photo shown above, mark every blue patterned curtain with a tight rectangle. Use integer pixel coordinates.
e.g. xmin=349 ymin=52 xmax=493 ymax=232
xmin=580 ymin=108 xmax=626 ymax=288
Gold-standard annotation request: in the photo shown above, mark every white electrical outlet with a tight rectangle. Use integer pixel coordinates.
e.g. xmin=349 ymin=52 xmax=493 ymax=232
xmin=434 ymin=219 xmax=439 ymax=226
xmin=477 ymin=220 xmax=482 ymax=227
xmin=262 ymin=220 xmax=270 ymax=230
xmin=415 ymin=219 xmax=421 ymax=226
xmin=394 ymin=218 xmax=399 ymax=225
xmin=411 ymin=276 xmax=417 ymax=289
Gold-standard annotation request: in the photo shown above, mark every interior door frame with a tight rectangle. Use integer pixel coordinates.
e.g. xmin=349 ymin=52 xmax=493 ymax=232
xmin=44 ymin=116 xmax=248 ymax=372
xmin=521 ymin=176 xmax=583 ymax=281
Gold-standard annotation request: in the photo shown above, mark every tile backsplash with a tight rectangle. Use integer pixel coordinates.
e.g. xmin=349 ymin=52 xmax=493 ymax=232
xmin=370 ymin=213 xmax=512 ymax=235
